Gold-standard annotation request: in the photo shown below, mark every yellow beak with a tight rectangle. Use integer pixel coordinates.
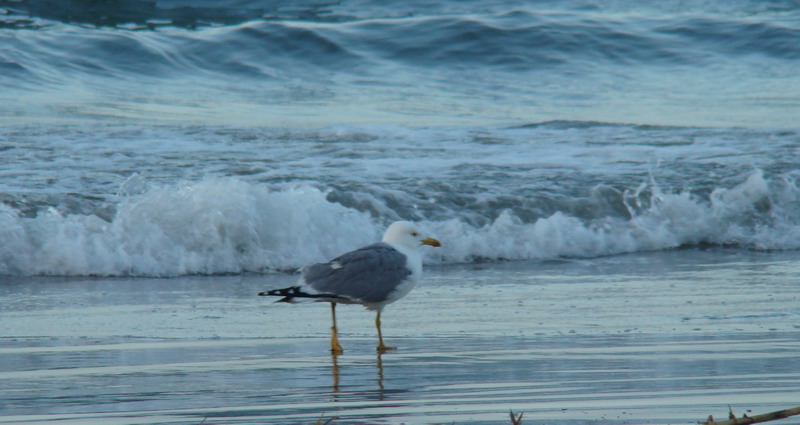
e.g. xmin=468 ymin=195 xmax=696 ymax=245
xmin=421 ymin=237 xmax=441 ymax=247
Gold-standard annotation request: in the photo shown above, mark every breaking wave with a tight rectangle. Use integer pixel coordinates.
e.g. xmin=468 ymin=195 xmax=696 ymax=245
xmin=1 ymin=170 xmax=799 ymax=276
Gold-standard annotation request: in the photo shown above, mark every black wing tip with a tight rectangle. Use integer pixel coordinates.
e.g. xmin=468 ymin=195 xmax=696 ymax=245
xmin=257 ymin=286 xmax=300 ymax=298
xmin=257 ymin=285 xmax=349 ymax=303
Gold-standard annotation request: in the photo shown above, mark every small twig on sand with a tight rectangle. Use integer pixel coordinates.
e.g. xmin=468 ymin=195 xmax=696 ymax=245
xmin=700 ymin=406 xmax=800 ymax=425
xmin=314 ymin=413 xmax=336 ymax=425
xmin=509 ymin=410 xmax=524 ymax=425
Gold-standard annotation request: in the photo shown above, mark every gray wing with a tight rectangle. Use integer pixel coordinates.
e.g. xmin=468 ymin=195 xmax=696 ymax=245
xmin=301 ymin=242 xmax=411 ymax=304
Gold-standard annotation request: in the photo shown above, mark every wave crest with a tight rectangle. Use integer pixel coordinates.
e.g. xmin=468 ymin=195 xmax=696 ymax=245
xmin=2 ymin=171 xmax=799 ymax=276
xmin=0 ymin=178 xmax=378 ymax=276
xmin=424 ymin=170 xmax=800 ymax=264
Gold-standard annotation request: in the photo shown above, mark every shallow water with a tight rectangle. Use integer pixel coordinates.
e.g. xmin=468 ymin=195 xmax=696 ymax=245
xmin=2 ymin=249 xmax=798 ymax=424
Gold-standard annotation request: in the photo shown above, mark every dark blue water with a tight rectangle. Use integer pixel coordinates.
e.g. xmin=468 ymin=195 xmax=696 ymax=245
xmin=2 ymin=0 xmax=799 ymax=127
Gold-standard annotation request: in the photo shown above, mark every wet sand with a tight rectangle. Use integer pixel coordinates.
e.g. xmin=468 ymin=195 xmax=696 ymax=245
xmin=1 ymin=249 xmax=799 ymax=424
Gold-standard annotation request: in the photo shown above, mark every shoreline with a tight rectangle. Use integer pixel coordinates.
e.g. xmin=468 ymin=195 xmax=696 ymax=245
xmin=2 ymin=250 xmax=799 ymax=424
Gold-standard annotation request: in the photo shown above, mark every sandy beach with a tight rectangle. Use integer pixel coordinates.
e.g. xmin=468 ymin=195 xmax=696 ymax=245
xmin=2 ymin=248 xmax=799 ymax=424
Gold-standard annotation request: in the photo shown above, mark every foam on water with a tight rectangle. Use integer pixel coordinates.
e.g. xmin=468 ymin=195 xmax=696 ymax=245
xmin=1 ymin=170 xmax=799 ymax=277
xmin=0 ymin=179 xmax=378 ymax=276
xmin=426 ymin=171 xmax=784 ymax=263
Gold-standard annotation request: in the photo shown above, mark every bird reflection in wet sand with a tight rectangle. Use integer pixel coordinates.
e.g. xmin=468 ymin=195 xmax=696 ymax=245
xmin=329 ymin=352 xmax=387 ymax=395
xmin=331 ymin=353 xmax=341 ymax=393
xmin=376 ymin=352 xmax=385 ymax=392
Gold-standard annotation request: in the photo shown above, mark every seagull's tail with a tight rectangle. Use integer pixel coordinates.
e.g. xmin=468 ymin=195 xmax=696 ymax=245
xmin=257 ymin=286 xmax=343 ymax=303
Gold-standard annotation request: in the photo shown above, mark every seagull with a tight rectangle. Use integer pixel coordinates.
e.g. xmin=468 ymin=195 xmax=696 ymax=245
xmin=259 ymin=221 xmax=441 ymax=354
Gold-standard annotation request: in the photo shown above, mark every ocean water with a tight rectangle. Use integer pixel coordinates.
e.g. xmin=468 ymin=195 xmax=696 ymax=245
xmin=2 ymin=0 xmax=800 ymax=277
xmin=2 ymin=122 xmax=800 ymax=276
xmin=1 ymin=1 xmax=800 ymax=424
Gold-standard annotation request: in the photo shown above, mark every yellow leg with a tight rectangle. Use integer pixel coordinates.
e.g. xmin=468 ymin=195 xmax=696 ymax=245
xmin=376 ymin=311 xmax=396 ymax=353
xmin=330 ymin=303 xmax=344 ymax=355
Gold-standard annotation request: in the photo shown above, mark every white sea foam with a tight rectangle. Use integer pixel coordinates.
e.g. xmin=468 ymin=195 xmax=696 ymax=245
xmin=1 ymin=171 xmax=799 ymax=276
xmin=0 ymin=178 xmax=379 ymax=276
xmin=424 ymin=170 xmax=800 ymax=264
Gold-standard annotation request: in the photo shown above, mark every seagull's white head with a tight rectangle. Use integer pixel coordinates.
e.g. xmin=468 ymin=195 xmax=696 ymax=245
xmin=382 ymin=221 xmax=441 ymax=251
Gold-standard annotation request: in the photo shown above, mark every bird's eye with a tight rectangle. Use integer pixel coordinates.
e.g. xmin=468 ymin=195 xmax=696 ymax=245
xmin=411 ymin=232 xmax=418 ymax=236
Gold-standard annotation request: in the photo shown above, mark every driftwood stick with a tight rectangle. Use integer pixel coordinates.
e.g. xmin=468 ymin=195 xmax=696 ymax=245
xmin=701 ymin=406 xmax=800 ymax=425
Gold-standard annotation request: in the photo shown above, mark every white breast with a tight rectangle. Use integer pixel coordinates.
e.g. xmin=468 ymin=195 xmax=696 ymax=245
xmin=380 ymin=242 xmax=423 ymax=308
